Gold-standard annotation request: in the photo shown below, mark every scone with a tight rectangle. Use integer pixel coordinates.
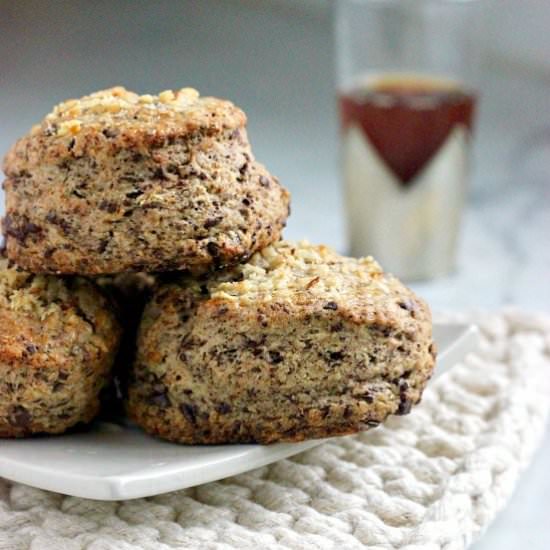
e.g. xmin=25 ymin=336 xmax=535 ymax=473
xmin=0 ymin=261 xmax=122 ymax=437
xmin=2 ymin=86 xmax=290 ymax=275
xmin=127 ymin=241 xmax=436 ymax=444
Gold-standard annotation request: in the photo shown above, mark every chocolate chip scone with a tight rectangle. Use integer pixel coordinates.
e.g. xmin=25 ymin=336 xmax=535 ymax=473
xmin=2 ymin=87 xmax=290 ymax=274
xmin=127 ymin=241 xmax=435 ymax=444
xmin=0 ymin=261 xmax=122 ymax=437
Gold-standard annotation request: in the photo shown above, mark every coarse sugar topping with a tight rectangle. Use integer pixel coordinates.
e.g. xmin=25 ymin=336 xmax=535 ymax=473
xmin=209 ymin=240 xmax=390 ymax=304
xmin=28 ymin=86 xmax=243 ymax=139
xmin=0 ymin=261 xmax=101 ymax=323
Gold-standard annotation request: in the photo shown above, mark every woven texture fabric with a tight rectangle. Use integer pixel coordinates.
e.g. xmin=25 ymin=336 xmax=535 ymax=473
xmin=1 ymin=310 xmax=549 ymax=550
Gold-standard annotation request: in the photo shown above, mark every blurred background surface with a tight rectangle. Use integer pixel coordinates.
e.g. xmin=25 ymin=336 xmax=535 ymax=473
xmin=1 ymin=0 xmax=549 ymax=300
xmin=1 ymin=1 xmax=549 ymax=310
xmin=1 ymin=2 xmax=549 ymax=547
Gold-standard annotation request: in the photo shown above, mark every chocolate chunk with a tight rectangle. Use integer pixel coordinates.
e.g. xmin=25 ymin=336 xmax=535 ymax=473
xmin=397 ymin=380 xmax=412 ymax=415
xmin=125 ymin=189 xmax=144 ymax=199
xmin=102 ymin=128 xmax=118 ymax=138
xmin=98 ymin=200 xmax=118 ymax=213
xmin=149 ymin=382 xmax=171 ymax=408
xmin=242 ymin=197 xmax=251 ymax=206
xmin=153 ymin=167 xmax=168 ymax=180
xmin=216 ymin=403 xmax=232 ymax=414
xmin=67 ymin=138 xmax=76 ymax=151
xmin=397 ymin=399 xmax=412 ymax=415
xmin=246 ymin=336 xmax=265 ymax=349
xmin=398 ymin=299 xmax=418 ymax=317
xmin=9 ymin=406 xmax=31 ymax=429
xmin=180 ymin=403 xmax=198 ymax=425
xmin=329 ymin=351 xmax=344 ymax=362
xmin=24 ymin=343 xmax=37 ymax=354
xmin=268 ymin=350 xmax=284 ymax=364
xmin=178 ymin=334 xmax=193 ymax=358
xmin=363 ymin=393 xmax=374 ymax=404
xmin=371 ymin=324 xmax=391 ymax=337
xmin=45 ymin=212 xmax=71 ymax=235
xmin=323 ymin=301 xmax=338 ymax=310
xmin=142 ymin=201 xmax=163 ymax=210
xmin=150 ymin=392 xmax=170 ymax=408
xmin=203 ymin=217 xmax=221 ymax=230
xmin=3 ymin=215 xmax=42 ymax=244
xmin=206 ymin=242 xmax=220 ymax=257
xmin=330 ymin=322 xmax=344 ymax=333
xmin=98 ymin=239 xmax=109 ymax=253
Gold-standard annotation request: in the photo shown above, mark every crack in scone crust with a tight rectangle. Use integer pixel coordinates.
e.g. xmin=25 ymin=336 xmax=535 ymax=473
xmin=127 ymin=241 xmax=436 ymax=444
xmin=0 ymin=261 xmax=122 ymax=437
xmin=2 ymin=87 xmax=290 ymax=275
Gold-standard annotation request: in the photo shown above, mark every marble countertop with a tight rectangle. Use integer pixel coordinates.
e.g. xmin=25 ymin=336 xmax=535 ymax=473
xmin=285 ymin=170 xmax=550 ymax=313
xmin=411 ymin=183 xmax=550 ymax=312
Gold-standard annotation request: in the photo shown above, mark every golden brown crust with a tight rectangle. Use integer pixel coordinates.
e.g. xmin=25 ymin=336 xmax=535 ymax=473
xmin=127 ymin=241 xmax=435 ymax=444
xmin=0 ymin=262 xmax=122 ymax=437
xmin=2 ymin=87 xmax=290 ymax=275
xmin=3 ymin=87 xmax=246 ymax=171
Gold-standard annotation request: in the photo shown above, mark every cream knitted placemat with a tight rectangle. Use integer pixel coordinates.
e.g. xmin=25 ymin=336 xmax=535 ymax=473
xmin=0 ymin=310 xmax=549 ymax=550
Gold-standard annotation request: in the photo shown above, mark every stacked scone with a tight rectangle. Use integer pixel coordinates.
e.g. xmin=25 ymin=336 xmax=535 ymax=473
xmin=0 ymin=86 xmax=435 ymax=443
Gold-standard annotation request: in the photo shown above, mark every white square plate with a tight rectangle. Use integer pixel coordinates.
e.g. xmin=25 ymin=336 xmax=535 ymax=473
xmin=0 ymin=323 xmax=478 ymax=501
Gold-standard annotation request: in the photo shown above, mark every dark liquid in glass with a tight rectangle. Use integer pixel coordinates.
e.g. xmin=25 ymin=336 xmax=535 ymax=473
xmin=340 ymin=76 xmax=477 ymax=185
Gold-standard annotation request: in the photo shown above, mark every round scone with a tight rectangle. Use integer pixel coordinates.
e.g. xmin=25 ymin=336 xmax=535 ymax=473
xmin=2 ymin=86 xmax=290 ymax=274
xmin=127 ymin=241 xmax=436 ymax=444
xmin=0 ymin=262 xmax=122 ymax=437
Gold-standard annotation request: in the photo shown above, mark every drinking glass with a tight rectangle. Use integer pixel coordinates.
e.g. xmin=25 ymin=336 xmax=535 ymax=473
xmin=335 ymin=0 xmax=482 ymax=280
